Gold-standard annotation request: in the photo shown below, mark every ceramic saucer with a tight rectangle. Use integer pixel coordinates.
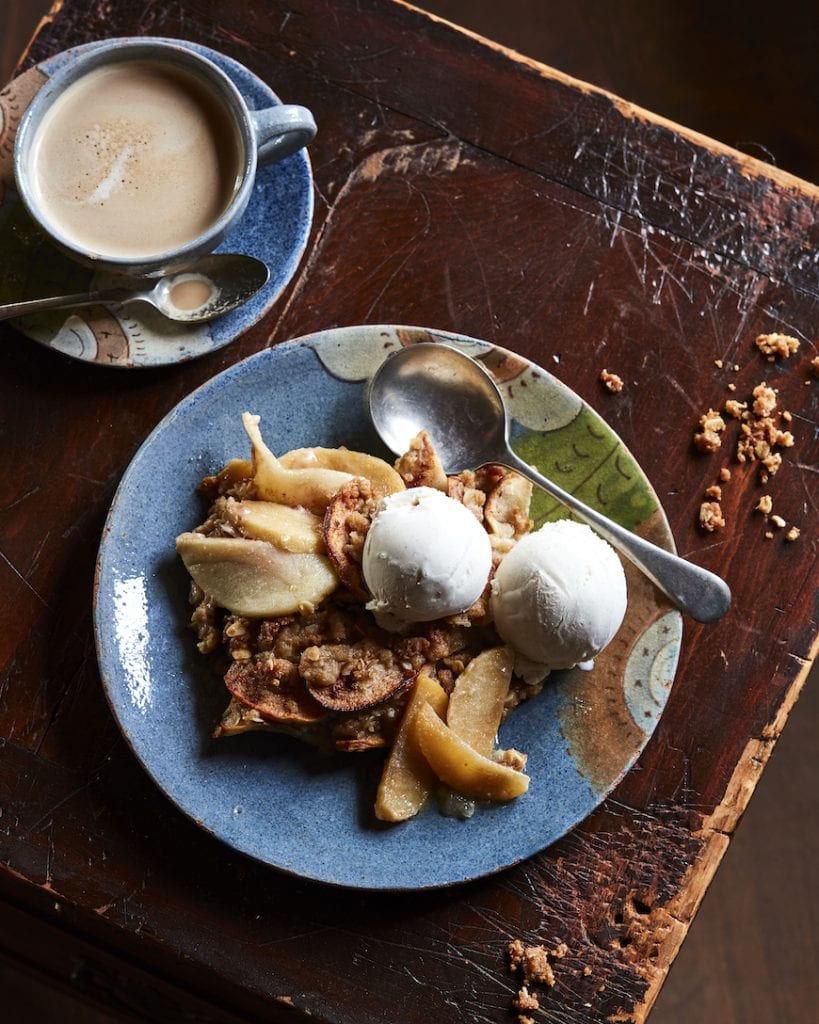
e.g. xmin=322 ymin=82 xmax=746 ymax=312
xmin=0 ymin=38 xmax=313 ymax=367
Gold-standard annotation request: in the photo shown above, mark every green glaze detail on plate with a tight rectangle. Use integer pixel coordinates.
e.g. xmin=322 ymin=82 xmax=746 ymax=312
xmin=512 ymin=407 xmax=659 ymax=533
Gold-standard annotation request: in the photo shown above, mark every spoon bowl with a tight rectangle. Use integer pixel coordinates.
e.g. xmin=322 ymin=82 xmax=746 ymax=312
xmin=369 ymin=342 xmax=731 ymax=623
xmin=0 ymin=253 xmax=270 ymax=324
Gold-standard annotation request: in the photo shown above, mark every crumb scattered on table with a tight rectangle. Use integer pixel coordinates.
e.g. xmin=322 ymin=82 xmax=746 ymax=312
xmin=507 ymin=939 xmax=561 ymax=1022
xmin=719 ymin=467 xmax=732 ymax=482
xmin=770 ymin=514 xmax=786 ymax=529
xmin=693 ymin=409 xmax=726 ymax=452
xmin=705 ymin=484 xmax=722 ymax=500
xmin=755 ymin=333 xmax=800 ymax=361
xmin=786 ymin=526 xmax=800 ymax=541
xmin=756 ymin=495 xmax=772 ymax=515
xmin=699 ymin=500 xmax=725 ymax=532
xmin=599 ymin=368 xmax=624 ymax=393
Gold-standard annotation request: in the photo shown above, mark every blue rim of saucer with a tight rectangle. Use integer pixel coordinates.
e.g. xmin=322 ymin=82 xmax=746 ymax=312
xmin=0 ymin=38 xmax=314 ymax=367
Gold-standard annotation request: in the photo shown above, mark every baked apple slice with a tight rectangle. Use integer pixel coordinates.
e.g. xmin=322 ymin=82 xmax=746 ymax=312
xmin=375 ymin=673 xmax=448 ymax=822
xmin=280 ymin=446 xmax=404 ymax=495
xmin=411 ymin=702 xmax=529 ymax=801
xmin=243 ymin=413 xmax=352 ymax=512
xmin=224 ymin=499 xmax=324 ymax=553
xmin=299 ymin=640 xmax=416 ymax=711
xmin=446 ymin=646 xmax=514 ymax=757
xmin=176 ymin=533 xmax=337 ymax=617
xmin=225 ymin=654 xmax=327 ymax=723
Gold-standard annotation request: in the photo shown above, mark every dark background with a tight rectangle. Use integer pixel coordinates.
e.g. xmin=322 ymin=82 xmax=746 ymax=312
xmin=1 ymin=2 xmax=816 ymax=1022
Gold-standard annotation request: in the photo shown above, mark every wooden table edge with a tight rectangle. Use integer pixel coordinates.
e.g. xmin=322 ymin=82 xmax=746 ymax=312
xmin=630 ymin=635 xmax=818 ymax=1021
xmin=399 ymin=0 xmax=819 ymax=197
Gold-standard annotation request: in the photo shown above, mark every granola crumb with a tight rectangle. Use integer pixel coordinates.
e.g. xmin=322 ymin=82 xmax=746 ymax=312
xmin=755 ymin=333 xmax=800 ymax=360
xmin=552 ymin=942 xmax=569 ymax=959
xmin=770 ymin=514 xmax=786 ymax=529
xmin=705 ymin=484 xmax=722 ymax=500
xmin=523 ymin=947 xmax=555 ymax=987
xmin=733 ymin=363 xmax=740 ymax=371
xmin=513 ymin=986 xmax=540 ymax=1013
xmin=714 ymin=358 xmax=724 ymax=368
xmin=723 ymin=398 xmax=747 ymax=419
xmin=694 ymin=408 xmax=726 ymax=451
xmin=508 ymin=939 xmax=525 ymax=971
xmin=518 ymin=1017 xmax=535 ymax=1024
xmin=719 ymin=467 xmax=732 ymax=482
xmin=582 ymin=966 xmax=593 ymax=976
xmin=699 ymin=501 xmax=726 ymax=532
xmin=786 ymin=526 xmax=801 ymax=542
xmin=782 ymin=410 xmax=793 ymax=422
xmin=765 ymin=531 xmax=774 ymax=540
xmin=752 ymin=383 xmax=778 ymax=418
xmin=727 ymin=382 xmax=737 ymax=391
xmin=812 ymin=356 xmax=819 ymax=377
xmin=756 ymin=495 xmax=773 ymax=515
xmin=600 ymin=368 xmax=624 ymax=393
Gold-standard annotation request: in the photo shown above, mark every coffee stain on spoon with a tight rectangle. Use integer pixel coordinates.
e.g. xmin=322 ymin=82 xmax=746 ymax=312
xmin=169 ymin=275 xmax=216 ymax=311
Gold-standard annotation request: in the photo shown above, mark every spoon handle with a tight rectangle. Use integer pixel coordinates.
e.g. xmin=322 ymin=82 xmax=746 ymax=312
xmin=0 ymin=289 xmax=133 ymax=321
xmin=503 ymin=448 xmax=731 ymax=623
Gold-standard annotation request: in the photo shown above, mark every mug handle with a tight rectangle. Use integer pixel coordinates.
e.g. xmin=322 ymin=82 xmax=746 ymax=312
xmin=250 ymin=105 xmax=317 ymax=165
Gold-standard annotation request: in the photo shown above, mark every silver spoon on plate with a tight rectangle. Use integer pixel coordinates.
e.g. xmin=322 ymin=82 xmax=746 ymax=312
xmin=0 ymin=253 xmax=269 ymax=324
xmin=368 ymin=342 xmax=731 ymax=623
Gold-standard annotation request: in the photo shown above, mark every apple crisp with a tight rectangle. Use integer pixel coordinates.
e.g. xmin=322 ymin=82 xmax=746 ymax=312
xmin=177 ymin=413 xmax=542 ymax=819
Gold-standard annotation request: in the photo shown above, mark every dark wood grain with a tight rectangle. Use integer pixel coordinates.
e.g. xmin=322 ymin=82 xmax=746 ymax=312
xmin=0 ymin=2 xmax=817 ymax=1023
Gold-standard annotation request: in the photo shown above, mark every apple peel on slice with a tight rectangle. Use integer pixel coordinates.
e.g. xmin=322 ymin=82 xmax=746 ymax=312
xmin=176 ymin=533 xmax=338 ymax=617
xmin=411 ymin=701 xmax=529 ymax=802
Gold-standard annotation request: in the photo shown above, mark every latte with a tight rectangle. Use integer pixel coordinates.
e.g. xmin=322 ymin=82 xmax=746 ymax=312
xmin=27 ymin=60 xmax=243 ymax=260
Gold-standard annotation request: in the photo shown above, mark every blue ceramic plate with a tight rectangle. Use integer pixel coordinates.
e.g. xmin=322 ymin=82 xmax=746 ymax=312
xmin=0 ymin=38 xmax=313 ymax=367
xmin=94 ymin=326 xmax=682 ymax=889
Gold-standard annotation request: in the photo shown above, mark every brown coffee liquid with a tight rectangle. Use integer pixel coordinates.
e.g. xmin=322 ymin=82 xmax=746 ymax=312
xmin=30 ymin=61 xmax=243 ymax=259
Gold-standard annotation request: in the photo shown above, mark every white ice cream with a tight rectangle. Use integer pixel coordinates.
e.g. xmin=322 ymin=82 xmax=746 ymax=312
xmin=362 ymin=486 xmax=493 ymax=629
xmin=490 ymin=520 xmax=627 ymax=681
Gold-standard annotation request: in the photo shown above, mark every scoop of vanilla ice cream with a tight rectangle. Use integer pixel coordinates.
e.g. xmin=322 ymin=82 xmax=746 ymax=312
xmin=490 ymin=520 xmax=627 ymax=678
xmin=362 ymin=486 xmax=492 ymax=629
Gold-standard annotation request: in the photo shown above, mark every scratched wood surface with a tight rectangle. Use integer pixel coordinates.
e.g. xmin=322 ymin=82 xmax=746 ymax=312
xmin=0 ymin=1 xmax=817 ymax=1022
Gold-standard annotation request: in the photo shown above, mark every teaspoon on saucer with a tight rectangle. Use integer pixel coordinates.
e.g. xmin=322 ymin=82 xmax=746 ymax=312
xmin=368 ymin=342 xmax=731 ymax=624
xmin=0 ymin=253 xmax=269 ymax=324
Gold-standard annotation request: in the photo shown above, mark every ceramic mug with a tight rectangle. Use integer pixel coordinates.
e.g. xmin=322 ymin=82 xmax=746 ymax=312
xmin=13 ymin=38 xmax=316 ymax=276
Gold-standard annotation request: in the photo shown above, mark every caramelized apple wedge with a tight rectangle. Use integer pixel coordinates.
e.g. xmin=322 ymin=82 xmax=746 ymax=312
xmin=176 ymin=533 xmax=337 ymax=616
xmin=224 ymin=499 xmax=324 ymax=553
xmin=242 ymin=413 xmax=352 ymax=513
xmin=375 ymin=674 xmax=448 ymax=822
xmin=280 ymin=446 xmax=404 ymax=495
xmin=446 ymin=646 xmax=514 ymax=757
xmin=411 ymin=702 xmax=529 ymax=801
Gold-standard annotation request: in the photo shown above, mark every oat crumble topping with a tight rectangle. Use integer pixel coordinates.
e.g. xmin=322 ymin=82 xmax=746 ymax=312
xmin=756 ymin=495 xmax=773 ymax=515
xmin=786 ymin=526 xmax=801 ymax=541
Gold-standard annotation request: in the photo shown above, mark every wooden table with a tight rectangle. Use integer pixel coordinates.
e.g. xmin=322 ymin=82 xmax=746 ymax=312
xmin=1 ymin=1 xmax=816 ymax=1021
